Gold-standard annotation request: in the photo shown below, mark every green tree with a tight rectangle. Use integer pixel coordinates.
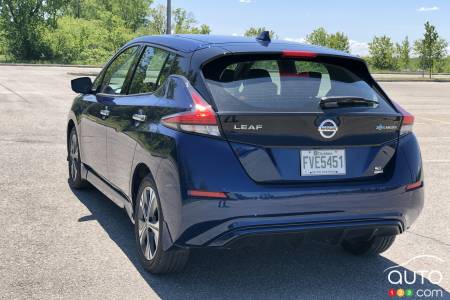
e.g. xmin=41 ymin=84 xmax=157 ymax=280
xmin=172 ymin=7 xmax=210 ymax=34
xmin=328 ymin=32 xmax=350 ymax=52
xmin=244 ymin=27 xmax=277 ymax=39
xmin=306 ymin=28 xmax=350 ymax=52
xmin=0 ymin=0 xmax=213 ymax=63
xmin=306 ymin=27 xmax=328 ymax=47
xmin=190 ymin=24 xmax=211 ymax=34
xmin=173 ymin=8 xmax=196 ymax=33
xmin=44 ymin=16 xmax=107 ymax=63
xmin=64 ymin=0 xmax=152 ymax=31
xmin=148 ymin=4 xmax=166 ymax=34
xmin=0 ymin=27 xmax=6 ymax=58
xmin=147 ymin=6 xmax=209 ymax=35
xmin=368 ymin=35 xmax=397 ymax=70
xmin=414 ymin=22 xmax=448 ymax=78
xmin=395 ymin=36 xmax=410 ymax=70
xmin=109 ymin=0 xmax=153 ymax=32
xmin=0 ymin=0 xmax=64 ymax=60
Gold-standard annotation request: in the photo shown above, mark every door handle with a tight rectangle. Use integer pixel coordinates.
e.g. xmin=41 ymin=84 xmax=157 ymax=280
xmin=100 ymin=107 xmax=110 ymax=118
xmin=132 ymin=112 xmax=147 ymax=122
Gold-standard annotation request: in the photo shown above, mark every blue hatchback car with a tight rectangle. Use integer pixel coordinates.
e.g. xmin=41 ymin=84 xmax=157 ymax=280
xmin=67 ymin=33 xmax=424 ymax=273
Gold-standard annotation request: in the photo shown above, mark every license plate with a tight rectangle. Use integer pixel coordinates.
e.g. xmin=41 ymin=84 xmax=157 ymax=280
xmin=301 ymin=149 xmax=346 ymax=176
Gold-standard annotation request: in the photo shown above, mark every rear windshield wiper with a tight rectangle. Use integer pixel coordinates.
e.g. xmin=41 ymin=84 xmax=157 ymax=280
xmin=320 ymin=96 xmax=379 ymax=108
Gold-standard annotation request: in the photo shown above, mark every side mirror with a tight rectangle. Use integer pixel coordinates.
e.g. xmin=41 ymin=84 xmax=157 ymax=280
xmin=71 ymin=77 xmax=93 ymax=94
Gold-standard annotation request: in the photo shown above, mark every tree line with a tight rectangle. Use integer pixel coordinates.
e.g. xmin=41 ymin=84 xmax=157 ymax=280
xmin=0 ymin=2 xmax=448 ymax=75
xmin=0 ymin=0 xmax=210 ymax=64
xmin=244 ymin=23 xmax=449 ymax=76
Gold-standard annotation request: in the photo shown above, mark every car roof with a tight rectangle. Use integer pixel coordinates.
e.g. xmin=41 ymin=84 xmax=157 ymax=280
xmin=126 ymin=34 xmax=357 ymax=58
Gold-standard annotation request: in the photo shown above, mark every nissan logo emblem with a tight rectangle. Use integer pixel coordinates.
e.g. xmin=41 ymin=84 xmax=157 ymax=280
xmin=318 ymin=119 xmax=338 ymax=139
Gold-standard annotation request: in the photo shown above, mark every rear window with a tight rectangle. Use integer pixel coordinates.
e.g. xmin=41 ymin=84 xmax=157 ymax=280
xmin=202 ymin=55 xmax=389 ymax=112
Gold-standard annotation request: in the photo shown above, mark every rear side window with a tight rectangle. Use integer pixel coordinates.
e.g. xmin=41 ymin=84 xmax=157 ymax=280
xmin=100 ymin=46 xmax=140 ymax=95
xmin=202 ymin=55 xmax=388 ymax=112
xmin=129 ymin=46 xmax=171 ymax=94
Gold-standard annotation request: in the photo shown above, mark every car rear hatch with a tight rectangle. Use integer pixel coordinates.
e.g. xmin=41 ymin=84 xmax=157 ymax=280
xmin=201 ymin=51 xmax=403 ymax=183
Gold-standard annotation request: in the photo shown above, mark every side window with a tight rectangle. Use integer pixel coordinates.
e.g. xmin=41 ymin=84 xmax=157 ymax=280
xmin=158 ymin=53 xmax=177 ymax=88
xmin=100 ymin=46 xmax=140 ymax=95
xmin=92 ymin=71 xmax=102 ymax=92
xmin=129 ymin=46 xmax=170 ymax=94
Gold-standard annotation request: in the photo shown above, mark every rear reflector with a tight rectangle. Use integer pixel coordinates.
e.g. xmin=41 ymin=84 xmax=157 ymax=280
xmin=405 ymin=180 xmax=423 ymax=191
xmin=188 ymin=190 xmax=227 ymax=198
xmin=161 ymin=87 xmax=220 ymax=136
xmin=282 ymin=50 xmax=317 ymax=58
xmin=392 ymin=101 xmax=414 ymax=135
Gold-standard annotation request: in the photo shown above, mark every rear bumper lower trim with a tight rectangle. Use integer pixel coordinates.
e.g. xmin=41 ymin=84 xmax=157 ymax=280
xmin=186 ymin=219 xmax=404 ymax=248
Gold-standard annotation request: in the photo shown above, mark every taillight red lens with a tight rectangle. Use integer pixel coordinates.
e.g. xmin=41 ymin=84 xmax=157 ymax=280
xmin=406 ymin=180 xmax=423 ymax=191
xmin=392 ymin=101 xmax=414 ymax=135
xmin=282 ymin=50 xmax=317 ymax=58
xmin=161 ymin=87 xmax=220 ymax=136
xmin=188 ymin=190 xmax=227 ymax=198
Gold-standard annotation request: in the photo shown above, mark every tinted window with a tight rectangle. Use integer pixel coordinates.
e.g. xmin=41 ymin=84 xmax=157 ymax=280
xmin=100 ymin=46 xmax=140 ymax=95
xmin=129 ymin=46 xmax=170 ymax=94
xmin=203 ymin=56 xmax=388 ymax=112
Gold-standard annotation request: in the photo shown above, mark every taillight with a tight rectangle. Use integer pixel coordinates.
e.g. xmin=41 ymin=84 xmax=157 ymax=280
xmin=161 ymin=87 xmax=221 ymax=136
xmin=392 ymin=101 xmax=414 ymax=135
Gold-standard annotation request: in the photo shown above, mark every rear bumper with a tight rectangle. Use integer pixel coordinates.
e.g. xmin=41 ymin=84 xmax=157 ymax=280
xmin=172 ymin=185 xmax=423 ymax=248
xmin=155 ymin=130 xmax=424 ymax=250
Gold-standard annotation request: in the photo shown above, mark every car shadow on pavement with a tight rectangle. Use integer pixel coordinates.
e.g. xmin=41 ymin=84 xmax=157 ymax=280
xmin=71 ymin=187 xmax=449 ymax=299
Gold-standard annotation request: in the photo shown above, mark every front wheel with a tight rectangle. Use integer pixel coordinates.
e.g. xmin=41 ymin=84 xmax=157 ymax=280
xmin=342 ymin=235 xmax=396 ymax=256
xmin=134 ymin=175 xmax=189 ymax=274
xmin=68 ymin=127 xmax=87 ymax=189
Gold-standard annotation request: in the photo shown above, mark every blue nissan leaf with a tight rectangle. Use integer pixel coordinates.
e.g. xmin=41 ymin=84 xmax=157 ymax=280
xmin=67 ymin=33 xmax=424 ymax=273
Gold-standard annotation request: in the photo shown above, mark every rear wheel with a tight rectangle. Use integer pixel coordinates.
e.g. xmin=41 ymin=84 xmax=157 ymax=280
xmin=68 ymin=127 xmax=87 ymax=189
xmin=342 ymin=235 xmax=396 ymax=256
xmin=134 ymin=175 xmax=189 ymax=274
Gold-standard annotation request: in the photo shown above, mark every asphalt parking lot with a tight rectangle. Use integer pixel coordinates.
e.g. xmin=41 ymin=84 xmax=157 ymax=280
xmin=0 ymin=65 xmax=449 ymax=299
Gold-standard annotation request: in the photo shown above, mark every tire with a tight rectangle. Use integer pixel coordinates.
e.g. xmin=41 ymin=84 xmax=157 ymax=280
xmin=134 ymin=175 xmax=189 ymax=274
xmin=342 ymin=235 xmax=396 ymax=256
xmin=68 ymin=127 xmax=87 ymax=189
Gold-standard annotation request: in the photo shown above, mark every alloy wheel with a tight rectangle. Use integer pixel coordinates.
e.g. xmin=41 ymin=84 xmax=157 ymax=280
xmin=138 ymin=186 xmax=160 ymax=260
xmin=69 ymin=132 xmax=79 ymax=180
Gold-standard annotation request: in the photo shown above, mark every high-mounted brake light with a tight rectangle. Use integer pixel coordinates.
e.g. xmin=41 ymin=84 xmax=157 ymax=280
xmin=282 ymin=50 xmax=317 ymax=58
xmin=161 ymin=87 xmax=221 ymax=136
xmin=392 ymin=101 xmax=414 ymax=135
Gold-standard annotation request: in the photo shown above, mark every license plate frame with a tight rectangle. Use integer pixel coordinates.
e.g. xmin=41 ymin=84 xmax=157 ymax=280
xmin=300 ymin=149 xmax=346 ymax=176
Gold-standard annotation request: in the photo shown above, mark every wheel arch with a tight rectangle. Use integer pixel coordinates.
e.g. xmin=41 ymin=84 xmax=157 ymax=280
xmin=131 ymin=163 xmax=155 ymax=217
xmin=67 ymin=119 xmax=76 ymax=156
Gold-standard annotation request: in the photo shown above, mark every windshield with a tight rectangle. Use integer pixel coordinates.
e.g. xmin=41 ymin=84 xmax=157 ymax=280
xmin=202 ymin=56 xmax=389 ymax=112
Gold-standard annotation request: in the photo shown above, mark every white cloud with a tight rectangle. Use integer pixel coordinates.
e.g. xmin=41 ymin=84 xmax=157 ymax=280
xmin=417 ymin=6 xmax=439 ymax=12
xmin=349 ymin=40 xmax=369 ymax=57
xmin=239 ymin=0 xmax=254 ymax=3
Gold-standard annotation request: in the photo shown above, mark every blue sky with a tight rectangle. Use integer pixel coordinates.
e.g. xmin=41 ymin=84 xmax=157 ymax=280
xmin=154 ymin=0 xmax=450 ymax=56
